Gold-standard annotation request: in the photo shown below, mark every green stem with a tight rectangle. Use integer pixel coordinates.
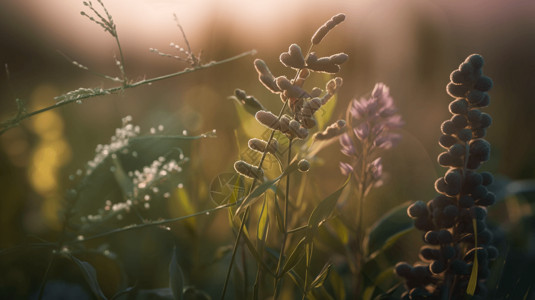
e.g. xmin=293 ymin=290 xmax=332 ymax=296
xmin=220 ymin=99 xmax=290 ymax=300
xmin=274 ymin=138 xmax=293 ymax=299
xmin=0 ymin=50 xmax=256 ymax=136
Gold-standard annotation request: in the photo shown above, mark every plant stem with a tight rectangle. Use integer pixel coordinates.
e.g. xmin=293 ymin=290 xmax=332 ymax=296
xmin=0 ymin=50 xmax=256 ymax=136
xmin=273 ymin=138 xmax=293 ymax=299
xmin=220 ymin=99 xmax=290 ymax=299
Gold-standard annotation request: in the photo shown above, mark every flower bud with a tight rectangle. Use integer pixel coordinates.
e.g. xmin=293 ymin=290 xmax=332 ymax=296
xmin=234 ymin=160 xmax=263 ymax=180
xmin=298 ymin=159 xmax=310 ymax=172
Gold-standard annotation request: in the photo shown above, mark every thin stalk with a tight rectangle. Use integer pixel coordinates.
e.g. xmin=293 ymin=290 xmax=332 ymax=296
xmin=220 ymin=100 xmax=290 ymax=300
xmin=0 ymin=50 xmax=256 ymax=136
xmin=273 ymin=138 xmax=293 ymax=299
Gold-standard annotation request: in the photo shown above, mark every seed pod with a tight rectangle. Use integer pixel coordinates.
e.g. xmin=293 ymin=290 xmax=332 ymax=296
xmin=279 ymin=115 xmax=291 ymax=133
xmin=394 ymin=262 xmax=412 ymax=277
xmin=275 ymin=76 xmax=308 ymax=99
xmin=310 ymin=87 xmax=323 ymax=98
xmin=255 ymin=110 xmax=280 ymax=130
xmin=311 ymin=13 xmax=346 ymax=45
xmin=234 ymin=89 xmax=265 ymax=114
xmin=439 ymin=134 xmax=458 ymax=149
xmin=234 ymin=160 xmax=263 ymax=180
xmin=248 ymin=138 xmax=278 ymax=154
xmin=254 ymin=59 xmax=280 ymax=93
xmin=329 ymin=53 xmax=349 ymax=65
xmin=446 ymin=82 xmax=469 ymax=98
xmin=298 ymin=159 xmax=310 ymax=172
xmin=315 ymin=120 xmax=346 ymax=140
xmin=301 ymin=97 xmax=322 ymax=118
xmin=301 ymin=117 xmax=317 ymax=129
xmin=457 ymin=128 xmax=473 ymax=142
xmin=449 ymin=98 xmax=469 ymax=115
xmin=407 ymin=200 xmax=427 ymax=219
xmin=279 ymin=44 xmax=306 ymax=69
xmin=430 ymin=260 xmax=446 ymax=275
xmin=307 ymin=57 xmax=340 ymax=74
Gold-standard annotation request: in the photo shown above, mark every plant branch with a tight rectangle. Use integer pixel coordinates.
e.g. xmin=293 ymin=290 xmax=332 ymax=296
xmin=0 ymin=50 xmax=256 ymax=136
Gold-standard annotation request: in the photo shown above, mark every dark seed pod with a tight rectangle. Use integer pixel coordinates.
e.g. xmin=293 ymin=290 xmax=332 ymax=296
xmin=467 ymin=54 xmax=484 ymax=69
xmin=479 ymin=113 xmax=492 ymax=128
xmin=395 ymin=262 xmax=412 ymax=277
xmin=450 ymin=259 xmax=470 ymax=275
xmin=430 ymin=260 xmax=446 ymax=274
xmin=469 ymin=139 xmax=491 ymax=161
xmin=449 ymin=143 xmax=465 ymax=157
xmin=424 ymin=231 xmax=440 ymax=245
xmin=472 ymin=128 xmax=487 ymax=139
xmin=470 ymin=206 xmax=487 ymax=220
xmin=467 ymin=90 xmax=484 ymax=105
xmin=441 ymin=120 xmax=457 ymax=135
xmin=449 ymin=98 xmax=469 ymax=115
xmin=459 ymin=195 xmax=475 ymax=208
xmin=467 ymin=109 xmax=482 ymax=124
xmin=474 ymin=76 xmax=493 ymax=92
xmin=464 ymin=171 xmax=483 ymax=187
xmin=438 ymin=229 xmax=453 ymax=244
xmin=443 ymin=205 xmax=459 ymax=220
xmin=420 ymin=247 xmax=441 ymax=261
xmin=450 ymin=70 xmax=466 ymax=84
xmin=446 ymin=83 xmax=469 ymax=98
xmin=471 ymin=185 xmax=488 ymax=200
xmin=297 ymin=159 xmax=310 ymax=172
xmin=439 ymin=135 xmax=458 ymax=149
xmin=477 ymin=192 xmax=495 ymax=206
xmin=480 ymin=171 xmax=493 ymax=186
xmin=408 ymin=201 xmax=428 ymax=218
xmin=451 ymin=114 xmax=468 ymax=129
xmin=442 ymin=245 xmax=456 ymax=259
xmin=457 ymin=128 xmax=472 ymax=142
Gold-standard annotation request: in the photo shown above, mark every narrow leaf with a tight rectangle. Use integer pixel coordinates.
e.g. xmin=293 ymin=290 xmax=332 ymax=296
xmin=308 ymin=176 xmax=350 ymax=233
xmin=236 ymin=177 xmax=279 ymax=215
xmin=281 ymin=237 xmax=307 ymax=275
xmin=257 ymin=197 xmax=269 ymax=242
xmin=364 ymin=201 xmax=413 ymax=257
xmin=71 ymin=255 xmax=107 ymax=300
xmin=169 ymin=247 xmax=184 ymax=300
xmin=467 ymin=218 xmax=478 ymax=296
xmin=310 ymin=263 xmax=332 ymax=289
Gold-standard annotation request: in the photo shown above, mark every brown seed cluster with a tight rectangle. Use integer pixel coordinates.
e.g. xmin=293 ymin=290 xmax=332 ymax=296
xmin=234 ymin=13 xmax=347 ymax=180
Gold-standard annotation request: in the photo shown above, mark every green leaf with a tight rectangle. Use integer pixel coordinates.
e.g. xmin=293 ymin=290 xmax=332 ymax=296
xmin=310 ymin=263 xmax=332 ymax=289
xmin=329 ymin=269 xmax=346 ymax=300
xmin=315 ymin=85 xmax=337 ymax=131
xmin=467 ymin=218 xmax=478 ymax=296
xmin=307 ymin=176 xmax=350 ymax=234
xmin=235 ymin=177 xmax=279 ymax=215
xmin=257 ymin=197 xmax=269 ymax=242
xmin=70 ymin=255 xmax=107 ymax=300
xmin=169 ymin=247 xmax=184 ymax=300
xmin=281 ymin=236 xmax=307 ymax=275
xmin=364 ymin=202 xmax=413 ymax=258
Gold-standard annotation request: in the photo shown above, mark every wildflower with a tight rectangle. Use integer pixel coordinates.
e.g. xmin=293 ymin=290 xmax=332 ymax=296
xmin=396 ymin=54 xmax=497 ymax=299
xmin=339 ymin=83 xmax=403 ymax=185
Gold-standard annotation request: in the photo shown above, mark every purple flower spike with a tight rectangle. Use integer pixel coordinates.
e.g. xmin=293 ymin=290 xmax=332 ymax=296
xmin=339 ymin=83 xmax=402 ymax=188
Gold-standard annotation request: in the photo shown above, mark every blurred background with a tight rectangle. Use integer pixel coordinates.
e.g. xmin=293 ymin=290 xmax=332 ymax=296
xmin=1 ymin=0 xmax=534 ymax=298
